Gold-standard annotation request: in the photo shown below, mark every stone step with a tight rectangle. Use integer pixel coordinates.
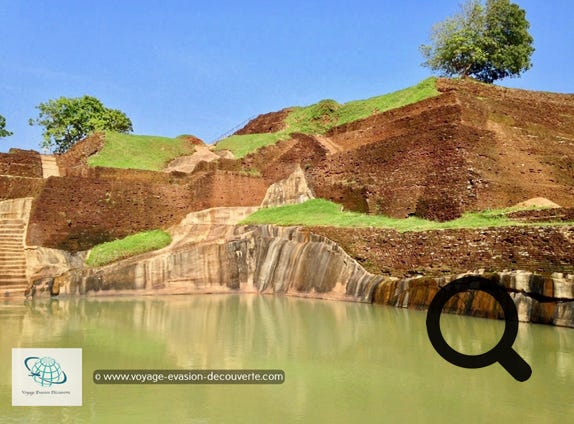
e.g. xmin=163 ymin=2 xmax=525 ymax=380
xmin=0 ymin=265 xmax=26 ymax=271
xmin=0 ymin=279 xmax=27 ymax=284
xmin=0 ymin=259 xmax=26 ymax=265
xmin=0 ymin=257 xmax=26 ymax=262
xmin=0 ymin=260 xmax=26 ymax=266
xmin=0 ymin=252 xmax=25 ymax=258
xmin=0 ymin=260 xmax=26 ymax=265
xmin=0 ymin=268 xmax=27 ymax=275
xmin=0 ymin=278 xmax=27 ymax=284
xmin=0 ymin=259 xmax=26 ymax=264
xmin=0 ymin=267 xmax=26 ymax=272
xmin=0 ymin=283 xmax=28 ymax=289
xmin=0 ymin=249 xmax=25 ymax=254
xmin=0 ymin=213 xmax=25 ymax=219
xmin=0 ymin=264 xmax=26 ymax=269
xmin=0 ymin=221 xmax=25 ymax=227
xmin=41 ymin=155 xmax=60 ymax=178
xmin=0 ymin=227 xmax=25 ymax=233
xmin=0 ymin=284 xmax=28 ymax=298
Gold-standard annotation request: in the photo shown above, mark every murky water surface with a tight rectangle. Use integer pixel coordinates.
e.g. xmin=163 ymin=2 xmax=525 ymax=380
xmin=1 ymin=295 xmax=572 ymax=423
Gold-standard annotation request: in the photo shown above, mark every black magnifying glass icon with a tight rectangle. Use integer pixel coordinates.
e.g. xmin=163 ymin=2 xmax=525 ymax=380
xmin=426 ymin=276 xmax=532 ymax=382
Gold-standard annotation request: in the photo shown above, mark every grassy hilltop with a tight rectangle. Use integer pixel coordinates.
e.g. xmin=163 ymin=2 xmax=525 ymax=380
xmin=88 ymin=133 xmax=195 ymax=171
xmin=214 ymin=78 xmax=439 ymax=158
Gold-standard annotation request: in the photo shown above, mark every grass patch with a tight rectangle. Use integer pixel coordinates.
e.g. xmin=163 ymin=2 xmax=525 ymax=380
xmin=86 ymin=230 xmax=172 ymax=267
xmin=239 ymin=167 xmax=262 ymax=177
xmin=241 ymin=199 xmax=570 ymax=232
xmin=88 ymin=132 xmax=195 ymax=170
xmin=213 ymin=132 xmax=289 ymax=159
xmin=215 ymin=78 xmax=439 ymax=158
xmin=285 ymin=77 xmax=439 ymax=133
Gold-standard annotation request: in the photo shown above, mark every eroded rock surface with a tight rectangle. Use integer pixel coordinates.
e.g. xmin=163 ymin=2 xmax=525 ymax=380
xmin=372 ymin=270 xmax=574 ymax=327
xmin=260 ymin=165 xmax=314 ymax=208
xmin=40 ymin=222 xmax=381 ymax=303
xmin=24 ymin=212 xmax=574 ymax=327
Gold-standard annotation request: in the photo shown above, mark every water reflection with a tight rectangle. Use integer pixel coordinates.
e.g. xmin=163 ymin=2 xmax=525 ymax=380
xmin=0 ymin=295 xmax=572 ymax=423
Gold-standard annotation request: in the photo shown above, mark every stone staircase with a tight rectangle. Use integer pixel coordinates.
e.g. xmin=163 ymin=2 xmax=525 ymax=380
xmin=0 ymin=198 xmax=33 ymax=298
xmin=41 ymin=155 xmax=60 ymax=178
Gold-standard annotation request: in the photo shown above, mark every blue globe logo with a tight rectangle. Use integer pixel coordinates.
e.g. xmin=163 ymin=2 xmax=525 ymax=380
xmin=25 ymin=356 xmax=68 ymax=387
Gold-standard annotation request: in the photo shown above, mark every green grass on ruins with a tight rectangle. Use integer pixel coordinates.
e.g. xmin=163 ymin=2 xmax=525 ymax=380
xmin=240 ymin=199 xmax=572 ymax=232
xmin=214 ymin=78 xmax=439 ymax=158
xmin=214 ymin=132 xmax=289 ymax=160
xmin=86 ymin=230 xmax=172 ymax=267
xmin=88 ymin=132 xmax=195 ymax=171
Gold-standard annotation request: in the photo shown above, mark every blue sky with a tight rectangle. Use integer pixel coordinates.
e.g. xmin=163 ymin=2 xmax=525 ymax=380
xmin=1 ymin=0 xmax=572 ymax=153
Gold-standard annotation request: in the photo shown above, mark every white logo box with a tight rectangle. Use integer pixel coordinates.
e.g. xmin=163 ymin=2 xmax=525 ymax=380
xmin=12 ymin=348 xmax=82 ymax=406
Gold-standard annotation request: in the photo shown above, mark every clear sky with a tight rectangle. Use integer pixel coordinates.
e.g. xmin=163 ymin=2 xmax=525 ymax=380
xmin=1 ymin=0 xmax=572 ymax=153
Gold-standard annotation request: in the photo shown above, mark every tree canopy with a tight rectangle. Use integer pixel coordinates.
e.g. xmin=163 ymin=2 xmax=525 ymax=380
xmin=0 ymin=114 xmax=13 ymax=138
xmin=420 ymin=0 xmax=534 ymax=83
xmin=29 ymin=95 xmax=133 ymax=153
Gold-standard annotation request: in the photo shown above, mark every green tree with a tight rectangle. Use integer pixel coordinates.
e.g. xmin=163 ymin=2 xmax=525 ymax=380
xmin=0 ymin=114 xmax=13 ymax=138
xmin=420 ymin=0 xmax=534 ymax=83
xmin=29 ymin=95 xmax=133 ymax=153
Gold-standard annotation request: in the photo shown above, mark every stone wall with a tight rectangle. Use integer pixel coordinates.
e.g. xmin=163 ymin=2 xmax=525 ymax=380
xmin=25 ymin=170 xmax=268 ymax=251
xmin=0 ymin=149 xmax=43 ymax=178
xmin=0 ymin=176 xmax=44 ymax=201
xmin=26 ymin=175 xmax=194 ymax=251
xmin=189 ymin=172 xmax=268 ymax=211
xmin=56 ymin=133 xmax=105 ymax=176
xmin=313 ymin=226 xmax=574 ymax=277
xmin=309 ymin=96 xmax=480 ymax=220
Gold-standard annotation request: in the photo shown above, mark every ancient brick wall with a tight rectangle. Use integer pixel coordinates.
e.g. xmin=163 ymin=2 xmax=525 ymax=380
xmin=313 ymin=225 xmax=574 ymax=277
xmin=189 ymin=172 xmax=268 ymax=211
xmin=234 ymin=108 xmax=291 ymax=135
xmin=26 ymin=169 xmax=268 ymax=251
xmin=56 ymin=133 xmax=104 ymax=176
xmin=241 ymin=134 xmax=326 ymax=184
xmin=0 ymin=176 xmax=45 ymax=201
xmin=26 ymin=174 xmax=194 ymax=251
xmin=0 ymin=149 xmax=43 ymax=178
